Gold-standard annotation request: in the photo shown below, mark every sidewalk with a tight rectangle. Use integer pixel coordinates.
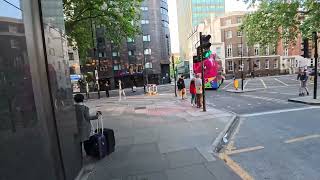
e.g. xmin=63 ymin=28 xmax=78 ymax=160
xmin=80 ymin=93 xmax=241 ymax=180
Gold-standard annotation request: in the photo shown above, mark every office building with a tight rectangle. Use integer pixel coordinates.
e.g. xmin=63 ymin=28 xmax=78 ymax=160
xmin=83 ymin=0 xmax=171 ymax=89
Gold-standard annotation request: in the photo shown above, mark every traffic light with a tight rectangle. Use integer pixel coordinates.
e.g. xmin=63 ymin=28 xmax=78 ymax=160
xmin=301 ymin=38 xmax=310 ymax=58
xmin=200 ymin=35 xmax=212 ymax=58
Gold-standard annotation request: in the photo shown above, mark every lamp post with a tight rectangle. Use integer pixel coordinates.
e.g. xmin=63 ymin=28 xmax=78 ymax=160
xmin=313 ymin=32 xmax=318 ymax=100
xmin=199 ymin=32 xmax=206 ymax=112
xmin=241 ymin=35 xmax=244 ymax=91
xmin=172 ymin=55 xmax=177 ymax=97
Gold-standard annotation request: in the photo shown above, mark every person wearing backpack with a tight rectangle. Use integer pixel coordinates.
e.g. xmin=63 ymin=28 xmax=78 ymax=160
xmin=177 ymin=75 xmax=185 ymax=99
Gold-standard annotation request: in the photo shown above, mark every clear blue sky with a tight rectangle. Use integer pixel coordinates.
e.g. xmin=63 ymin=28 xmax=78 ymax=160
xmin=0 ymin=0 xmax=22 ymax=19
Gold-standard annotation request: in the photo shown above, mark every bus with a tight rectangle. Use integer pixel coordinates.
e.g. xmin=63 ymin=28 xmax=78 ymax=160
xmin=193 ymin=53 xmax=224 ymax=90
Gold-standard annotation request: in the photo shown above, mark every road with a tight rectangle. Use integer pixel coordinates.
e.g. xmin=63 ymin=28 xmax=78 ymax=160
xmin=204 ymin=75 xmax=320 ymax=180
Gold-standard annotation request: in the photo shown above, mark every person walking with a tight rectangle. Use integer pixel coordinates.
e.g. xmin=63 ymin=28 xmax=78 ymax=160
xmin=74 ymin=94 xmax=101 ymax=165
xmin=177 ymin=75 xmax=186 ymax=99
xmin=105 ymin=81 xmax=110 ymax=98
xmin=118 ymin=80 xmax=126 ymax=101
xmin=297 ymin=69 xmax=309 ymax=96
xmin=195 ymin=74 xmax=203 ymax=108
xmin=189 ymin=78 xmax=196 ymax=106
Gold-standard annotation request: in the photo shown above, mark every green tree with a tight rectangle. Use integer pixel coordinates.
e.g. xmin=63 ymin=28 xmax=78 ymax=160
xmin=63 ymin=0 xmax=143 ymax=63
xmin=241 ymin=0 xmax=320 ymax=47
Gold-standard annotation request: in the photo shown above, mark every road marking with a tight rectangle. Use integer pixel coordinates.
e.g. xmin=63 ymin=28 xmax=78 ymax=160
xmin=274 ymin=78 xmax=289 ymax=86
xmin=284 ymin=134 xmax=320 ymax=144
xmin=260 ymin=79 xmax=267 ymax=88
xmin=223 ymin=81 xmax=233 ymax=89
xmin=241 ymin=94 xmax=288 ymax=104
xmin=227 ymin=146 xmax=264 ymax=155
xmin=219 ymin=153 xmax=254 ymax=180
xmin=244 ymin=79 xmax=250 ymax=89
xmin=241 ymin=106 xmax=320 ymax=117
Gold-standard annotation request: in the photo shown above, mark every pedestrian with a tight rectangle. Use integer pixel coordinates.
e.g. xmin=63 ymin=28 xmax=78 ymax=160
xmin=105 ymin=81 xmax=110 ymax=98
xmin=177 ymin=75 xmax=186 ymax=99
xmin=190 ymin=78 xmax=196 ymax=106
xmin=86 ymin=82 xmax=89 ymax=99
xmin=74 ymin=94 xmax=101 ymax=165
xmin=195 ymin=74 xmax=203 ymax=108
xmin=297 ymin=69 xmax=309 ymax=96
xmin=118 ymin=80 xmax=126 ymax=101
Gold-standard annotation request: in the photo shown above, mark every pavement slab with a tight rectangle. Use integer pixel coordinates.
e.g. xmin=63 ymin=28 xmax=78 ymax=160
xmin=81 ymin=93 xmax=240 ymax=180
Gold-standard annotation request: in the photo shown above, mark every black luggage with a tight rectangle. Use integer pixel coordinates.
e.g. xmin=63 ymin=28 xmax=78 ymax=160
xmin=83 ymin=115 xmax=107 ymax=159
xmin=95 ymin=128 xmax=115 ymax=155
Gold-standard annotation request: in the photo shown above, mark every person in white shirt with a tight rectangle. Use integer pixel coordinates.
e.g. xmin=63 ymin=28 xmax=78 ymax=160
xmin=118 ymin=80 xmax=126 ymax=101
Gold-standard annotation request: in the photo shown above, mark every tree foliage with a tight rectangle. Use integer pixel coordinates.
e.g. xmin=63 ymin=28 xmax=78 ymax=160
xmin=63 ymin=0 xmax=143 ymax=63
xmin=241 ymin=0 xmax=320 ymax=47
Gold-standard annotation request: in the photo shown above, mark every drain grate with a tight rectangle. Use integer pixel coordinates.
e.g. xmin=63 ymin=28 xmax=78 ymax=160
xmin=134 ymin=106 xmax=147 ymax=110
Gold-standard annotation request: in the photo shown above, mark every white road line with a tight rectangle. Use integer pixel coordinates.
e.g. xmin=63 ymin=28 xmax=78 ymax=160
xmin=274 ymin=78 xmax=289 ymax=86
xmin=223 ymin=81 xmax=233 ymax=89
xmin=241 ymin=94 xmax=288 ymax=104
xmin=260 ymin=79 xmax=267 ymax=88
xmin=284 ymin=134 xmax=320 ymax=144
xmin=241 ymin=106 xmax=320 ymax=117
xmin=227 ymin=146 xmax=264 ymax=155
xmin=244 ymin=79 xmax=250 ymax=89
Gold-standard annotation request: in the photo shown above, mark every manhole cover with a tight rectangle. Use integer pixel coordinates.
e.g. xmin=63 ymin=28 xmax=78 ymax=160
xmin=134 ymin=106 xmax=146 ymax=110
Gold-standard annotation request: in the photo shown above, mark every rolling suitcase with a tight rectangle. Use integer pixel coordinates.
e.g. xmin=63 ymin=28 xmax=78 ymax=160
xmin=84 ymin=115 xmax=107 ymax=159
xmin=95 ymin=128 xmax=115 ymax=155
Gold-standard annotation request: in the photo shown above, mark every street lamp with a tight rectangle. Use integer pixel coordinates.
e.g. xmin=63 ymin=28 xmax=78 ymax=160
xmin=313 ymin=32 xmax=318 ymax=99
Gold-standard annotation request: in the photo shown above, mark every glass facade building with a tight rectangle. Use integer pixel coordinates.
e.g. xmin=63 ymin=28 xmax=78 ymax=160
xmin=192 ymin=0 xmax=225 ymax=26
xmin=0 ymin=0 xmax=81 ymax=180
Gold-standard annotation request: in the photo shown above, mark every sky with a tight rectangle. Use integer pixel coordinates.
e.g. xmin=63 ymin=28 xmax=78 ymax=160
xmin=0 ymin=0 xmax=22 ymax=19
xmin=168 ymin=0 xmax=251 ymax=53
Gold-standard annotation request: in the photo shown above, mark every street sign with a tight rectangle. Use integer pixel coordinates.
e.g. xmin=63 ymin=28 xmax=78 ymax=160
xmin=70 ymin=74 xmax=81 ymax=81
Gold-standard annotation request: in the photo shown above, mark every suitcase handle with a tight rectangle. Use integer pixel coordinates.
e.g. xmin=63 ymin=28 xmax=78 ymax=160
xmin=90 ymin=114 xmax=104 ymax=135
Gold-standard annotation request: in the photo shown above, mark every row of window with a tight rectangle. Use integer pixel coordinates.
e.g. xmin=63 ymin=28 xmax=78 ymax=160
xmin=225 ymin=30 xmax=243 ymax=39
xmin=226 ymin=44 xmax=276 ymax=57
xmin=227 ymin=59 xmax=278 ymax=71
xmin=127 ymin=35 xmax=151 ymax=43
xmin=224 ymin=17 xmax=242 ymax=26
xmin=111 ymin=48 xmax=152 ymax=57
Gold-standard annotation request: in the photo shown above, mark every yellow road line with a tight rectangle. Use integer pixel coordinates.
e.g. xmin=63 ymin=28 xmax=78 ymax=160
xmin=227 ymin=146 xmax=264 ymax=155
xmin=219 ymin=153 xmax=254 ymax=180
xmin=284 ymin=134 xmax=320 ymax=144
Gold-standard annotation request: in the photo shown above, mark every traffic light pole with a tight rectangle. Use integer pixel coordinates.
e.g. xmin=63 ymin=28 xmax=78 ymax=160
xmin=241 ymin=35 xmax=244 ymax=91
xmin=200 ymin=32 xmax=206 ymax=112
xmin=313 ymin=32 xmax=318 ymax=100
xmin=172 ymin=55 xmax=177 ymax=97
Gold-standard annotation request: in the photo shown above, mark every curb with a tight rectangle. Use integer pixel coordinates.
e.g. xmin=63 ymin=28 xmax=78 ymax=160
xmin=212 ymin=115 xmax=240 ymax=154
xmin=288 ymin=99 xmax=320 ymax=106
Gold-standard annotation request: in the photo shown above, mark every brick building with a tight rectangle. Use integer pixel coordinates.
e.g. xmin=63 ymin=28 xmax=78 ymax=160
xmin=220 ymin=13 xmax=281 ymax=78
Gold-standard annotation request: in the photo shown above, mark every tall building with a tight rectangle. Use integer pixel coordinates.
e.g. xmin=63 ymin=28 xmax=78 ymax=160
xmin=176 ymin=0 xmax=225 ymax=64
xmin=84 ymin=0 xmax=171 ymax=89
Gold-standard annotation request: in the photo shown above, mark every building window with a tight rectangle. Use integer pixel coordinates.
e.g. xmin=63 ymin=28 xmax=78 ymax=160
xmin=112 ymin=52 xmax=120 ymax=57
xmin=265 ymin=59 xmax=269 ymax=69
xmin=9 ymin=25 xmax=18 ymax=33
xmin=295 ymin=59 xmax=298 ymax=67
xmin=144 ymin=48 xmax=152 ymax=55
xmin=284 ymin=48 xmax=289 ymax=56
xmin=265 ymin=46 xmax=270 ymax=55
xmin=237 ymin=31 xmax=243 ymax=37
xmin=127 ymin=37 xmax=134 ymax=43
xmin=226 ymin=44 xmax=232 ymax=57
xmin=254 ymin=44 xmax=259 ymax=56
xmin=141 ymin=20 xmax=150 ymax=24
xmin=98 ymin=52 xmax=105 ymax=58
xmin=160 ymin=7 xmax=168 ymax=15
xmin=274 ymin=59 xmax=278 ymax=68
xmin=128 ymin=50 xmax=135 ymax=56
xmin=10 ymin=39 xmax=18 ymax=48
xmin=228 ymin=61 xmax=233 ymax=71
xmin=238 ymin=44 xmax=243 ymax=56
xmin=239 ymin=60 xmax=244 ymax=71
xmin=237 ymin=17 xmax=242 ymax=24
xmin=256 ymin=60 xmax=260 ymax=69
xmin=226 ymin=31 xmax=232 ymax=39
xmin=113 ymin=64 xmax=121 ymax=70
xmin=68 ymin=52 xmax=74 ymax=60
xmin=143 ymin=35 xmax=151 ymax=42
xmin=225 ymin=19 xmax=231 ymax=26
xmin=140 ymin=6 xmax=148 ymax=11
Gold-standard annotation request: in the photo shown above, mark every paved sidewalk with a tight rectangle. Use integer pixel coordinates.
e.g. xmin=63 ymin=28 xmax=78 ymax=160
xmin=81 ymin=93 xmax=241 ymax=180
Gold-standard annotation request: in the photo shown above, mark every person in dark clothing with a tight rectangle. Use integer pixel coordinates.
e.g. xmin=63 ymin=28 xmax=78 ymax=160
xmin=177 ymin=75 xmax=186 ymax=99
xmin=74 ymin=94 xmax=101 ymax=165
xmin=105 ymin=81 xmax=110 ymax=98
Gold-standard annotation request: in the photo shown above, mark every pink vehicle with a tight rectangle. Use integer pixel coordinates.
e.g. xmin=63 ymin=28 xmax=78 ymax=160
xmin=193 ymin=52 xmax=224 ymax=89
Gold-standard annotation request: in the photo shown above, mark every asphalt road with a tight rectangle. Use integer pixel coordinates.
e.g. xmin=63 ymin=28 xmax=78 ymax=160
xmin=205 ymin=74 xmax=320 ymax=180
